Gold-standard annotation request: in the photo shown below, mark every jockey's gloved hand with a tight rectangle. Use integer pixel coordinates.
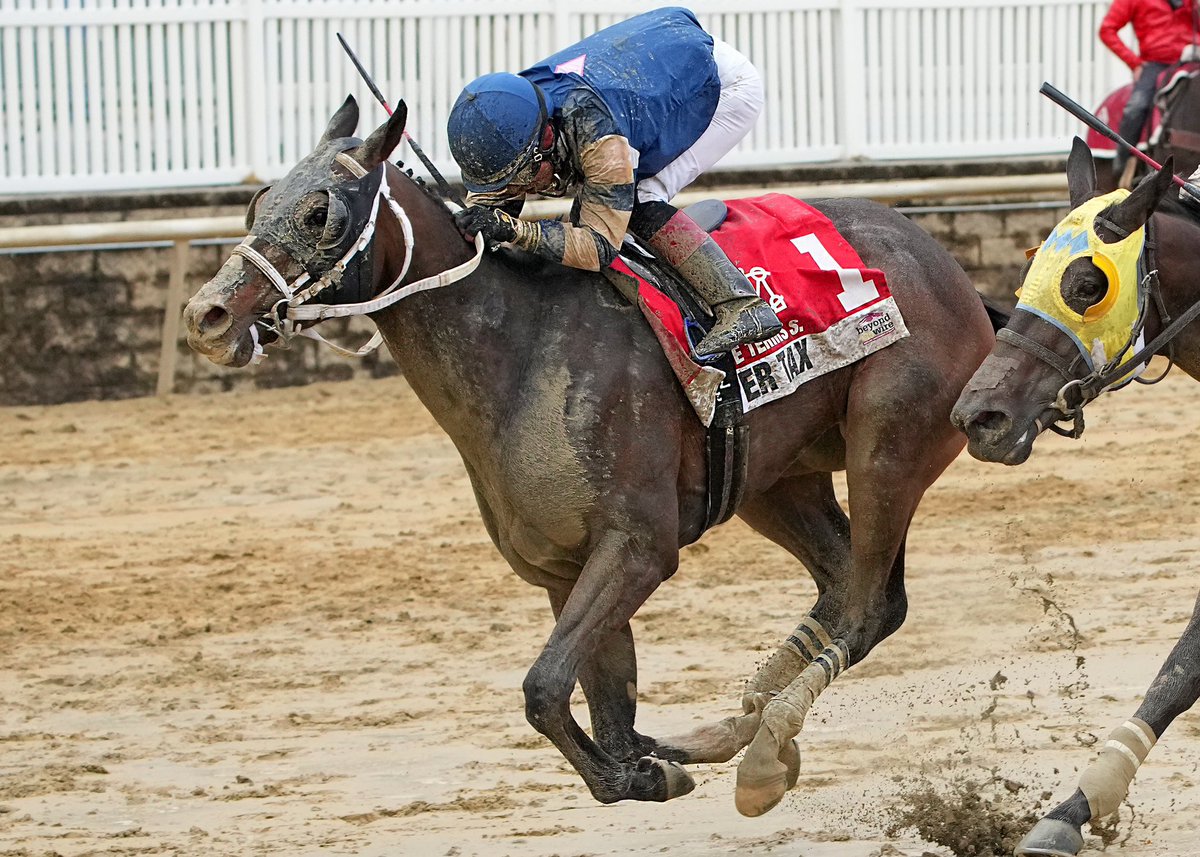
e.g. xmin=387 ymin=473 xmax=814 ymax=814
xmin=453 ymin=206 xmax=519 ymax=245
xmin=1180 ymin=167 xmax=1200 ymax=207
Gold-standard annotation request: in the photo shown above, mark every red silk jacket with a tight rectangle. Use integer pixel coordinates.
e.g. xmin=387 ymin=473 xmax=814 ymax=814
xmin=1100 ymin=0 xmax=1197 ymax=69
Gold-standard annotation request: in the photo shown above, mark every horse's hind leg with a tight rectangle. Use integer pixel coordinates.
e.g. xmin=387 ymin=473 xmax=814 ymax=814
xmin=636 ymin=471 xmax=854 ymax=769
xmin=1015 ymin=590 xmax=1200 ymax=857
xmin=735 ymin=470 xmax=852 ymax=711
xmin=736 ymin=371 xmax=965 ymax=816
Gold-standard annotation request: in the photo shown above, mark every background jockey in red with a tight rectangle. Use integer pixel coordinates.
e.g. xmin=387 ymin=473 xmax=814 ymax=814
xmin=1100 ymin=0 xmax=1199 ymax=182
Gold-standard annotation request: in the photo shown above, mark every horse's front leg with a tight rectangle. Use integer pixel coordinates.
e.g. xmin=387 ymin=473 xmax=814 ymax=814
xmin=524 ymin=529 xmax=694 ymax=803
xmin=542 ymin=583 xmax=661 ymax=762
xmin=1015 ymin=590 xmax=1200 ymax=857
xmin=544 ymin=581 xmax=764 ymax=768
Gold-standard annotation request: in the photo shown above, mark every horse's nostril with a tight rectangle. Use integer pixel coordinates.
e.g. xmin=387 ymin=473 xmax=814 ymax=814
xmin=202 ymin=305 xmax=228 ymax=333
xmin=973 ymin=410 xmax=1011 ymax=435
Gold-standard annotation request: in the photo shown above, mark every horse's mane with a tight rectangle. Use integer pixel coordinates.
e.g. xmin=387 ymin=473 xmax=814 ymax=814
xmin=386 ymin=161 xmax=602 ymax=282
xmin=1154 ymin=194 xmax=1200 ymax=227
xmin=393 ymin=158 xmax=447 ymax=208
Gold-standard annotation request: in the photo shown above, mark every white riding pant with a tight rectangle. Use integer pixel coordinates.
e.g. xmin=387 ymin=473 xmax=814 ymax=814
xmin=636 ymin=38 xmax=764 ymax=204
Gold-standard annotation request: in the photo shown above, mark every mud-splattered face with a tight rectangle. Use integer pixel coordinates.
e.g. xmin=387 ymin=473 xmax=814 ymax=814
xmin=183 ymin=95 xmax=410 ymax=367
xmin=183 ymin=141 xmax=383 ymax=367
xmin=243 ymin=142 xmax=385 ymax=288
xmin=950 ymin=314 xmax=1083 ymax=465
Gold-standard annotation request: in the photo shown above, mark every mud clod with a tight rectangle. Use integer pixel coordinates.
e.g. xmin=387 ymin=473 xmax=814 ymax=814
xmin=886 ymin=777 xmax=1041 ymax=857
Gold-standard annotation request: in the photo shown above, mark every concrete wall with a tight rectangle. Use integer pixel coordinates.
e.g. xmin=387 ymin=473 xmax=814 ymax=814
xmin=0 ymin=168 xmax=1069 ymax=407
xmin=904 ymin=203 xmax=1070 ymax=301
xmin=0 ymin=188 xmax=399 ymax=406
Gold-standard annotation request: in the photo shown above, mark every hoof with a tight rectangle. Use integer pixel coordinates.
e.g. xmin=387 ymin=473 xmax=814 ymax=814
xmin=636 ymin=756 xmax=695 ymax=801
xmin=734 ymin=756 xmax=788 ymax=817
xmin=1015 ymin=819 xmax=1084 ymax=857
xmin=780 ymin=738 xmax=801 ymax=790
xmin=742 ymin=691 xmax=771 ymax=715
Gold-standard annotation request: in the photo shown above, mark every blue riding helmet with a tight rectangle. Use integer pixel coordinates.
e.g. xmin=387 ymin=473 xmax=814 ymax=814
xmin=447 ymin=72 xmax=549 ymax=193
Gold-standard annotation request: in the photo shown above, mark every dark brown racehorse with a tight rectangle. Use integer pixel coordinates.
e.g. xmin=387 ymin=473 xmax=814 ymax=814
xmin=184 ymin=96 xmax=998 ymax=816
xmin=952 ymin=138 xmax=1200 ymax=856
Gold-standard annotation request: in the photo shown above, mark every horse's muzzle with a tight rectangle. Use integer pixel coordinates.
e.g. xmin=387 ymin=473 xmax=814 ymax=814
xmin=952 ymin=402 xmax=1036 ymax=465
xmin=184 ymin=291 xmax=255 ymax=367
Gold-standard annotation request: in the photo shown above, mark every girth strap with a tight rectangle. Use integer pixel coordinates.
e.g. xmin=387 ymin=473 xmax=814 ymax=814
xmin=705 ymin=423 xmax=747 ymax=529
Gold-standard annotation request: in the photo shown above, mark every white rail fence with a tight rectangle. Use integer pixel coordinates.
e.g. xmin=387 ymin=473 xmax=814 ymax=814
xmin=1 ymin=0 xmax=1127 ymax=195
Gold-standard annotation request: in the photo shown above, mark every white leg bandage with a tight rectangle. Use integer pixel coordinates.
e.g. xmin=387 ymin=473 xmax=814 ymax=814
xmin=744 ymin=616 xmax=833 ymax=707
xmin=760 ymin=641 xmax=849 ymax=740
xmin=1078 ymin=718 xmax=1157 ymax=818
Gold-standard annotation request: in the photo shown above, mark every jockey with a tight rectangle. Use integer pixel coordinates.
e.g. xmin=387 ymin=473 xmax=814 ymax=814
xmin=1100 ymin=0 xmax=1199 ymax=183
xmin=445 ymin=6 xmax=781 ymax=358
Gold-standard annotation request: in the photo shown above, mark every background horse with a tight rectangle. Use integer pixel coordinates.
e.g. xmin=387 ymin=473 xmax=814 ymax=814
xmin=1093 ymin=63 xmax=1200 ymax=191
xmin=951 ymin=138 xmax=1200 ymax=856
xmin=183 ymin=96 xmax=997 ymax=816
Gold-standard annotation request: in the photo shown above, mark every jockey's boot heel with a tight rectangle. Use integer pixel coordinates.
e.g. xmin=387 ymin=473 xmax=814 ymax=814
xmin=679 ymin=237 xmax=782 ymax=358
xmin=630 ymin=200 xmax=782 ymax=359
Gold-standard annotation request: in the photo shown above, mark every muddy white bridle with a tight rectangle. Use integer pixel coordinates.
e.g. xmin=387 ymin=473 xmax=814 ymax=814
xmin=231 ymin=152 xmax=484 ymax=361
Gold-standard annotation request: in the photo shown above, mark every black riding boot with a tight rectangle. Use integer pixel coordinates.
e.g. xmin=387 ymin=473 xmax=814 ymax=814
xmin=630 ymin=201 xmax=781 ymax=358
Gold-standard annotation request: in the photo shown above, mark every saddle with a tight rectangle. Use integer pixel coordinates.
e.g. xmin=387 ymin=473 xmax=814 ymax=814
xmin=600 ymin=194 xmax=907 ymax=533
xmin=1091 ymin=63 xmax=1200 ymax=158
xmin=604 ymin=199 xmax=746 ymax=426
xmin=1153 ymin=63 xmax=1200 ymax=157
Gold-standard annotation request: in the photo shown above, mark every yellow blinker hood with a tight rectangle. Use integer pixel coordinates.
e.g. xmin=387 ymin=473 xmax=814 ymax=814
xmin=1017 ymin=189 xmax=1146 ymax=372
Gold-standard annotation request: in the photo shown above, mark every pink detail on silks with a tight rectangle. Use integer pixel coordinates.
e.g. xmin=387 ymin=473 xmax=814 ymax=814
xmin=554 ymin=54 xmax=587 ymax=75
xmin=653 ymin=212 xmax=709 ymax=266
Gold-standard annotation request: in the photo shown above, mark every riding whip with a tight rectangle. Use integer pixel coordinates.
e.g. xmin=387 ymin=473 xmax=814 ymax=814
xmin=1039 ymin=81 xmax=1200 ymax=203
xmin=336 ymin=33 xmax=467 ymax=208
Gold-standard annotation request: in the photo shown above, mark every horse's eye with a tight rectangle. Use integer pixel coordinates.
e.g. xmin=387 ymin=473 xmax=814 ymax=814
xmin=1060 ymin=258 xmax=1110 ymax=316
xmin=304 ymin=205 xmax=328 ymax=230
xmin=296 ymin=192 xmax=330 ymax=235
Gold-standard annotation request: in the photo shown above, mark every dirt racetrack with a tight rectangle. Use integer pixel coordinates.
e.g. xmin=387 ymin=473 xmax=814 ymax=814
xmin=3 ymin=366 xmax=1200 ymax=857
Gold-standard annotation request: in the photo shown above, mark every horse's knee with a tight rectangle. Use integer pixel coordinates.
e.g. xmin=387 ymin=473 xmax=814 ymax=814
xmin=523 ymin=656 xmax=574 ymax=733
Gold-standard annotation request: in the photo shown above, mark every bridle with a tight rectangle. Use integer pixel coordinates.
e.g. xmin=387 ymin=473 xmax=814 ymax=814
xmin=998 ymin=215 xmax=1175 ymax=439
xmin=232 ymin=152 xmax=485 ymax=360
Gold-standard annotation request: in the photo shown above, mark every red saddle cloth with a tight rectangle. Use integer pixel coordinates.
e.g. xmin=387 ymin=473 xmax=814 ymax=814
xmin=623 ymin=193 xmax=909 ymax=425
xmin=1091 ymin=82 xmax=1162 ymax=154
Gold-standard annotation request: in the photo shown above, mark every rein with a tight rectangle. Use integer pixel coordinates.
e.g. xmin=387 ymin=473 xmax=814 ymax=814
xmin=233 ymin=153 xmax=484 ymax=360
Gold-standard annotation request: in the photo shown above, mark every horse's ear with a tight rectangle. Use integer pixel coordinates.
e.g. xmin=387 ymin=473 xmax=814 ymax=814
xmin=1066 ymin=136 xmax=1097 ymax=209
xmin=355 ymin=101 xmax=408 ymax=169
xmin=319 ymin=95 xmax=360 ymax=146
xmin=244 ymin=185 xmax=271 ymax=231
xmin=1106 ymin=155 xmax=1176 ymax=236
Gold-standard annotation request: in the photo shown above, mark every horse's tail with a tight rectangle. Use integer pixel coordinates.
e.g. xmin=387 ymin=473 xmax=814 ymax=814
xmin=977 ymin=293 xmax=1010 ymax=334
